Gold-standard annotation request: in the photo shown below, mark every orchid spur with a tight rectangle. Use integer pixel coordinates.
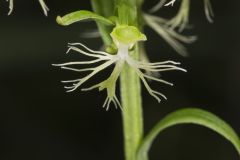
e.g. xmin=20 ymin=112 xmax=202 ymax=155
xmin=53 ymin=25 xmax=186 ymax=110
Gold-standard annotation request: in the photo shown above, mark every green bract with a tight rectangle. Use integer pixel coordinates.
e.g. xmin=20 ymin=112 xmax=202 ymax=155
xmin=110 ymin=25 xmax=147 ymax=45
xmin=56 ymin=10 xmax=115 ymax=26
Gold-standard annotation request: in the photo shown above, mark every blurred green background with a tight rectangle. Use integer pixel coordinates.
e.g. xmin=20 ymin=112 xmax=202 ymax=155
xmin=0 ymin=0 xmax=240 ymax=160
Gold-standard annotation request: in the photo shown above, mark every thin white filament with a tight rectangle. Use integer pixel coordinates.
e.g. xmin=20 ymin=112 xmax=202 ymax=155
xmin=54 ymin=42 xmax=186 ymax=109
xmin=68 ymin=43 xmax=110 ymax=56
xmin=38 ymin=0 xmax=49 ymax=16
xmin=7 ymin=0 xmax=13 ymax=15
xmin=79 ymin=30 xmax=101 ymax=38
xmin=143 ymin=74 xmax=173 ymax=86
xmin=61 ymin=67 xmax=94 ymax=72
xmin=166 ymin=0 xmax=190 ymax=31
xmin=135 ymin=68 xmax=165 ymax=103
xmin=165 ymin=0 xmax=177 ymax=6
xmin=204 ymin=0 xmax=214 ymax=23
xmin=65 ymin=59 xmax=117 ymax=92
xmin=67 ymin=46 xmax=110 ymax=59
xmin=127 ymin=60 xmax=167 ymax=102
xmin=144 ymin=14 xmax=189 ymax=56
xmin=53 ymin=59 xmax=105 ymax=66
xmin=139 ymin=44 xmax=160 ymax=78
xmin=149 ymin=0 xmax=169 ymax=13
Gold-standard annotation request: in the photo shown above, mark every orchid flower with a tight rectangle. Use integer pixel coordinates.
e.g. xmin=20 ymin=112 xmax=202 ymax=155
xmin=149 ymin=0 xmax=214 ymax=31
xmin=146 ymin=0 xmax=214 ymax=56
xmin=144 ymin=14 xmax=197 ymax=56
xmin=166 ymin=0 xmax=191 ymax=31
xmin=53 ymin=25 xmax=186 ymax=110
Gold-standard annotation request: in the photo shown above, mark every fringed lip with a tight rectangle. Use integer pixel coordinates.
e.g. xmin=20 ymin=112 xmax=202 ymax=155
xmin=53 ymin=25 xmax=186 ymax=110
xmin=53 ymin=41 xmax=186 ymax=110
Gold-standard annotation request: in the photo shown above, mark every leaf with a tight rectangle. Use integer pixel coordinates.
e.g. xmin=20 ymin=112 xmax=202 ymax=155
xmin=137 ymin=108 xmax=240 ymax=160
xmin=56 ymin=10 xmax=115 ymax=26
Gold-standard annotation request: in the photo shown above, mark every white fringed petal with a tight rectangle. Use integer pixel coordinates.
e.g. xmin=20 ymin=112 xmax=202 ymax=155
xmin=144 ymin=14 xmax=197 ymax=56
xmin=54 ymin=41 xmax=186 ymax=110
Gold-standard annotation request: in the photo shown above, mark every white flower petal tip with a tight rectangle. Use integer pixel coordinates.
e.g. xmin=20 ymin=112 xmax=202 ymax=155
xmin=38 ymin=0 xmax=49 ymax=16
xmin=66 ymin=47 xmax=72 ymax=54
xmin=80 ymin=88 xmax=122 ymax=110
xmin=144 ymin=14 xmax=196 ymax=56
xmin=164 ymin=0 xmax=177 ymax=7
xmin=204 ymin=0 xmax=214 ymax=23
xmin=149 ymin=0 xmax=176 ymax=13
xmin=166 ymin=0 xmax=191 ymax=31
xmin=52 ymin=64 xmax=61 ymax=67
xmin=53 ymin=42 xmax=122 ymax=110
xmin=126 ymin=57 xmax=186 ymax=103
xmin=6 ymin=0 xmax=49 ymax=16
xmin=102 ymin=96 xmax=122 ymax=111
xmin=81 ymin=60 xmax=124 ymax=110
xmin=6 ymin=0 xmax=13 ymax=15
xmin=79 ymin=30 xmax=101 ymax=39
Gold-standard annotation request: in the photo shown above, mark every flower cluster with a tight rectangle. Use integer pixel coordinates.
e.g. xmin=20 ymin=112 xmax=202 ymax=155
xmin=54 ymin=25 xmax=186 ymax=110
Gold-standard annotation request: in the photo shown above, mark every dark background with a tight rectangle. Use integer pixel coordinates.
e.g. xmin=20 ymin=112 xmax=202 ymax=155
xmin=0 ymin=0 xmax=239 ymax=160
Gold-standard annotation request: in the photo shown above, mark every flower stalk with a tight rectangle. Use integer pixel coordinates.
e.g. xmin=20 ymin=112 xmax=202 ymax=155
xmin=92 ymin=1 xmax=145 ymax=160
xmin=120 ymin=44 xmax=144 ymax=160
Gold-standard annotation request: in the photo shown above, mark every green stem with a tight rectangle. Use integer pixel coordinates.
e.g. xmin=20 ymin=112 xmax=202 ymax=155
xmin=91 ymin=1 xmax=144 ymax=160
xmin=120 ymin=44 xmax=143 ymax=160
xmin=116 ymin=1 xmax=144 ymax=160
xmin=90 ymin=0 xmax=113 ymax=45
